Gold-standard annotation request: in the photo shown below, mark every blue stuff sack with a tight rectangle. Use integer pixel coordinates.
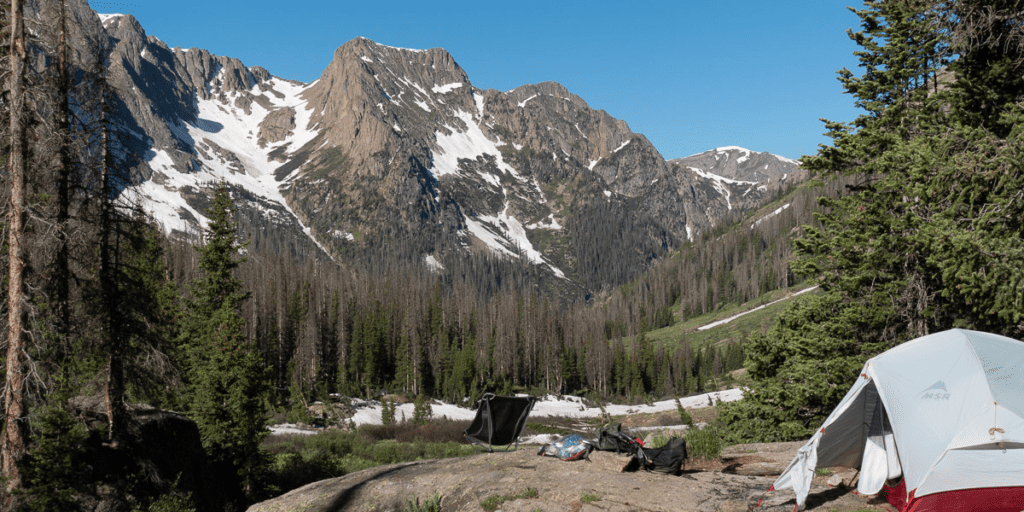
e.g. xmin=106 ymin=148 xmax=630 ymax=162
xmin=537 ymin=434 xmax=592 ymax=461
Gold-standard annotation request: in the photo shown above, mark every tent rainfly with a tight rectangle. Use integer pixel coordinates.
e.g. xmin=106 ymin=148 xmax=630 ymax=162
xmin=771 ymin=329 xmax=1024 ymax=512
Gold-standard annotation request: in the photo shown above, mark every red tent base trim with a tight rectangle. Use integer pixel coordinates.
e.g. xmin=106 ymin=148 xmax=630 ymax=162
xmin=885 ymin=480 xmax=1024 ymax=512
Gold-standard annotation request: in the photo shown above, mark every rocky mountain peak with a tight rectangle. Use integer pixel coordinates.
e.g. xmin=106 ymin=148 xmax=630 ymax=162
xmin=77 ymin=6 xmax=808 ymax=296
xmin=670 ymin=146 xmax=805 ymax=188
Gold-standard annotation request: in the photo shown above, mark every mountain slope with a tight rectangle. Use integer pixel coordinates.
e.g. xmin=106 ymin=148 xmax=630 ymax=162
xmin=87 ymin=5 xmax=806 ymax=296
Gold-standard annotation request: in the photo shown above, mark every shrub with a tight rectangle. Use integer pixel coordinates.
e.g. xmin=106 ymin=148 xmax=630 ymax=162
xmin=412 ymin=395 xmax=433 ymax=425
xmin=262 ymin=425 xmax=477 ymax=501
xmin=381 ymin=399 xmax=396 ymax=426
xmin=360 ymin=417 xmax=470 ymax=444
xmin=133 ymin=491 xmax=197 ymax=512
xmin=404 ymin=493 xmax=442 ymax=512
xmin=646 ymin=431 xmax=672 ymax=449
xmin=19 ymin=406 xmax=90 ymax=512
xmin=675 ymin=397 xmax=694 ymax=426
xmin=685 ymin=426 xmax=723 ymax=460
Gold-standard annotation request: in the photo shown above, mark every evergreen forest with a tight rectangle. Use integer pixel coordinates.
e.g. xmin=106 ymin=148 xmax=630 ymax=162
xmin=1 ymin=0 xmax=1023 ymax=510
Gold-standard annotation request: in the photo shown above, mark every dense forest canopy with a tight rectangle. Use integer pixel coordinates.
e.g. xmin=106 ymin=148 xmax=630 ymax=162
xmin=720 ymin=0 xmax=1024 ymax=443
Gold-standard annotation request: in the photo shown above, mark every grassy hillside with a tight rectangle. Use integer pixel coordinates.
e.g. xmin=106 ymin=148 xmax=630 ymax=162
xmin=650 ymin=284 xmax=820 ymax=351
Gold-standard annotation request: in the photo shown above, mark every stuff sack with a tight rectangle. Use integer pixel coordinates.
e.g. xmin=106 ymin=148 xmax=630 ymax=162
xmin=637 ymin=437 xmax=687 ymax=474
xmin=537 ymin=434 xmax=593 ymax=461
xmin=595 ymin=422 xmax=641 ymax=455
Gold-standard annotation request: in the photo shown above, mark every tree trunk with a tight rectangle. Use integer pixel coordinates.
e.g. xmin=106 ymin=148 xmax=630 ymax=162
xmin=99 ymin=63 xmax=125 ymax=448
xmin=54 ymin=0 xmax=72 ymax=390
xmin=3 ymin=0 xmax=28 ymax=506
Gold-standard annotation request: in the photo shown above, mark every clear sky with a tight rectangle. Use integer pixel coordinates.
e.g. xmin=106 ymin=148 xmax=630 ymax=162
xmin=88 ymin=0 xmax=864 ymax=161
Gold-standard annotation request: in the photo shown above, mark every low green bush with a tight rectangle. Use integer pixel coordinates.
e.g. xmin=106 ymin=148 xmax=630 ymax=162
xmin=646 ymin=431 xmax=677 ymax=449
xmin=263 ymin=426 xmax=477 ymax=500
xmin=403 ymin=493 xmax=442 ymax=512
xmin=685 ymin=426 xmax=723 ymax=460
xmin=133 ymin=491 xmax=197 ymax=512
xmin=480 ymin=488 xmax=538 ymax=512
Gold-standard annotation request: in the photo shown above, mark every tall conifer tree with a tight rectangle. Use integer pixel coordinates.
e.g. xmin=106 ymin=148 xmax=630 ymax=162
xmin=721 ymin=0 xmax=1024 ymax=443
xmin=180 ymin=184 xmax=270 ymax=500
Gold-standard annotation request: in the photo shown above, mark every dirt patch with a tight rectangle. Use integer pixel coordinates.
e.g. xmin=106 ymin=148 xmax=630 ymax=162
xmin=249 ymin=442 xmax=897 ymax=512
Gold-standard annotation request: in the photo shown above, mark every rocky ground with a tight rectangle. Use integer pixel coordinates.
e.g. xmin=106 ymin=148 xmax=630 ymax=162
xmin=248 ymin=440 xmax=897 ymax=512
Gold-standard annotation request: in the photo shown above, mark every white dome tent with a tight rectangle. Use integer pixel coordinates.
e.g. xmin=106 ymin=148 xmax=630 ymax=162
xmin=771 ymin=329 xmax=1024 ymax=512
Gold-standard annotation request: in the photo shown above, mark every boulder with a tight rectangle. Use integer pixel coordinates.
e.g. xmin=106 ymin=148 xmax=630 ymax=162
xmin=68 ymin=396 xmax=228 ymax=512
xmin=587 ymin=451 xmax=636 ymax=473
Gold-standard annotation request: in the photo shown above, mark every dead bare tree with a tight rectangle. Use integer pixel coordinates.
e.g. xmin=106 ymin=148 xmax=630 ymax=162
xmin=2 ymin=0 xmax=28 ymax=506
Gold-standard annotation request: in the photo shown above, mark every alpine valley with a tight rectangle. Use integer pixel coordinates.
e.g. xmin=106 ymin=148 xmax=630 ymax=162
xmin=92 ymin=3 xmax=806 ymax=299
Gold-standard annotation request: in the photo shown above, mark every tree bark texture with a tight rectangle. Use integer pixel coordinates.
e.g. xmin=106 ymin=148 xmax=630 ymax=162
xmin=3 ymin=0 xmax=29 ymax=506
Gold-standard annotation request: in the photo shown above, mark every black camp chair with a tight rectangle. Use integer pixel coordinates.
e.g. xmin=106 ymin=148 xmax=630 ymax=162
xmin=464 ymin=393 xmax=537 ymax=452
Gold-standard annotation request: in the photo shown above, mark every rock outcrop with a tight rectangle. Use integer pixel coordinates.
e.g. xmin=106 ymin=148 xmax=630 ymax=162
xmin=68 ymin=395 xmax=229 ymax=512
xmin=247 ymin=443 xmax=882 ymax=512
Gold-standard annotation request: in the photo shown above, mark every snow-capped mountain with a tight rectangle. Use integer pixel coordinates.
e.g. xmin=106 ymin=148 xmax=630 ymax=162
xmin=74 ymin=1 xmax=806 ymax=294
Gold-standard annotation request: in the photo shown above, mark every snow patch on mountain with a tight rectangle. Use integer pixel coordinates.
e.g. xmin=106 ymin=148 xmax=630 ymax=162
xmin=424 ymin=254 xmax=444 ymax=272
xmin=751 ymin=203 xmax=790 ymax=229
xmin=688 ymin=166 xmax=758 ymax=211
xmin=132 ymin=73 xmax=330 ymax=256
xmin=98 ymin=13 xmax=124 ymax=25
xmin=613 ymin=139 xmax=631 ymax=153
xmin=527 ymin=213 xmax=562 ymax=230
xmin=137 ymin=149 xmax=204 ymax=235
xmin=517 ymin=94 xmax=538 ymax=108
xmin=432 ymin=82 xmax=463 ymax=94
xmin=716 ymin=145 xmax=751 ymax=164
xmin=773 ymin=154 xmax=800 ymax=165
xmin=473 ymin=91 xmax=485 ymax=118
xmin=464 ymin=201 xmax=566 ymax=279
xmin=432 ymin=111 xmax=521 ymax=184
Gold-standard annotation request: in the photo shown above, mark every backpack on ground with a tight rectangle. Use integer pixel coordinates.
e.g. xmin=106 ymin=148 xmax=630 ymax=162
xmin=595 ymin=422 xmax=641 ymax=455
xmin=637 ymin=437 xmax=687 ymax=475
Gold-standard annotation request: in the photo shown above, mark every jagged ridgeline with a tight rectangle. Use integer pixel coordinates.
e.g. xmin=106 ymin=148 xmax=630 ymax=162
xmin=88 ymin=2 xmax=805 ymax=298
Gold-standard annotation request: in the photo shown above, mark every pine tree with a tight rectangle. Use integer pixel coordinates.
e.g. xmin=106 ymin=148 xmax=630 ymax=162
xmin=721 ymin=0 xmax=1024 ymax=443
xmin=381 ymin=398 xmax=396 ymax=426
xmin=180 ymin=184 xmax=270 ymax=500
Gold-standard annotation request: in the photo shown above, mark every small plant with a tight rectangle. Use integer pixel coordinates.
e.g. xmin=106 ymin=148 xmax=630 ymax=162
xmin=480 ymin=495 xmax=500 ymax=511
xmin=815 ymin=467 xmax=833 ymax=476
xmin=413 ymin=395 xmax=433 ymax=425
xmin=685 ymin=425 xmax=723 ymax=460
xmin=647 ymin=431 xmax=672 ymax=449
xmin=381 ymin=399 xmax=396 ymax=426
xmin=135 ymin=492 xmax=197 ymax=512
xmin=480 ymin=487 xmax=539 ymax=511
xmin=404 ymin=493 xmax=442 ymax=512
xmin=675 ymin=397 xmax=694 ymax=426
xmin=581 ymin=491 xmax=601 ymax=504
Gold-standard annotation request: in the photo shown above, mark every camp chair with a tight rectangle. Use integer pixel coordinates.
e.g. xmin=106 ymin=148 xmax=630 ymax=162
xmin=464 ymin=393 xmax=537 ymax=452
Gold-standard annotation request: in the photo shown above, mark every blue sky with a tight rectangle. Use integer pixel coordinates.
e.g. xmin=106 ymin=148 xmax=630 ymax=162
xmin=89 ymin=0 xmax=864 ymax=160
